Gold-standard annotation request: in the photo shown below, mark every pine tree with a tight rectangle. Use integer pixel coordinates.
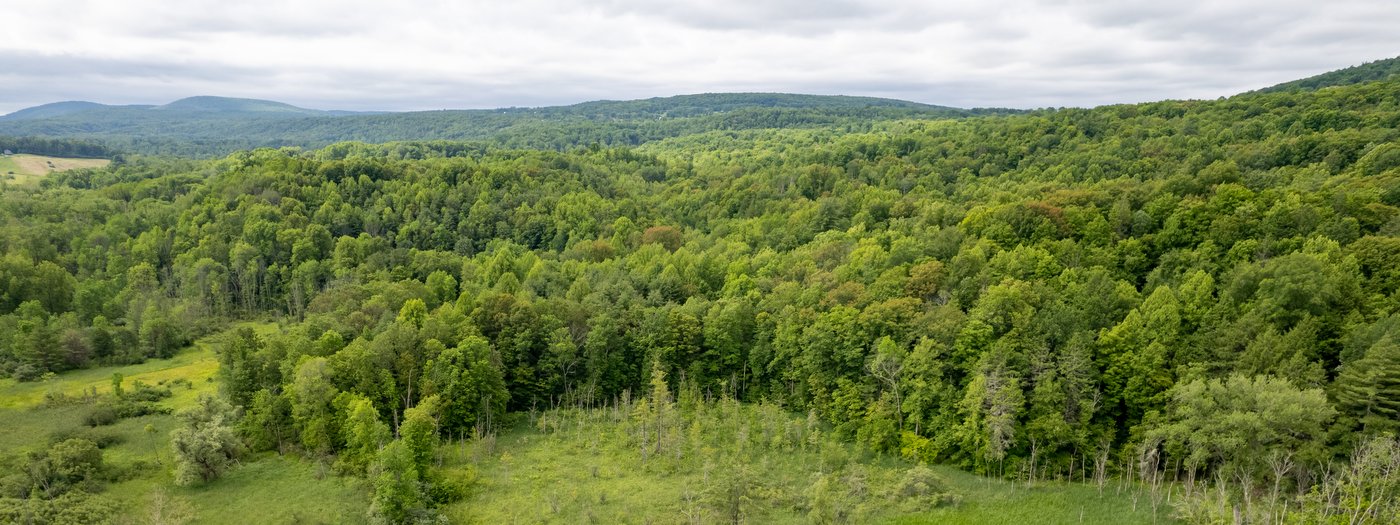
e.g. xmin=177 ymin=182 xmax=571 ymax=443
xmin=1335 ymin=336 xmax=1400 ymax=433
xmin=649 ymin=358 xmax=673 ymax=456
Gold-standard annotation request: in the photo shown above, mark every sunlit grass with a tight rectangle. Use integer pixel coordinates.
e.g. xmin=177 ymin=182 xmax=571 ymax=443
xmin=438 ymin=403 xmax=1175 ymax=524
xmin=896 ymin=466 xmax=1171 ymax=524
xmin=0 ymin=153 xmax=108 ymax=186
xmin=1 ymin=322 xmax=367 ymax=524
xmin=0 ymin=344 xmax=217 ymax=410
xmin=103 ymin=453 xmax=369 ymax=525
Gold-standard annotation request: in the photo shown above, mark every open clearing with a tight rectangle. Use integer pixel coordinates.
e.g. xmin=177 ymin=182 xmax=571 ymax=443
xmin=0 ymin=153 xmax=109 ymax=185
xmin=0 ymin=322 xmax=369 ymax=524
xmin=438 ymin=405 xmax=1172 ymax=524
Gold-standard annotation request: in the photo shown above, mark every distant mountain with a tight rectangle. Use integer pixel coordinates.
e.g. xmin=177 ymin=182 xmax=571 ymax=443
xmin=0 ymin=93 xmax=1011 ymax=156
xmin=0 ymin=96 xmax=331 ymax=122
xmin=1253 ymin=56 xmax=1400 ymax=93
xmin=0 ymin=101 xmax=117 ymax=121
xmin=535 ymin=93 xmax=949 ymax=118
xmin=153 ymin=96 xmax=328 ymax=115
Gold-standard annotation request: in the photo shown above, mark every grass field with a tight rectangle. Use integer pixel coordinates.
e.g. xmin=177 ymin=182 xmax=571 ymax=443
xmin=438 ymin=403 xmax=1175 ymax=524
xmin=0 ymin=323 xmax=370 ymax=524
xmin=0 ymin=153 xmax=109 ymax=186
xmin=895 ymin=468 xmax=1172 ymax=525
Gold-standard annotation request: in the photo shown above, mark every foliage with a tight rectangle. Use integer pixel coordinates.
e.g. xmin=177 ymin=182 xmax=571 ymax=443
xmin=1254 ymin=56 xmax=1400 ymax=93
xmin=0 ymin=135 xmax=112 ymax=158
xmin=170 ymin=394 xmax=242 ymax=485
xmin=367 ymin=440 xmax=431 ymax=525
xmin=0 ymin=491 xmax=121 ymax=525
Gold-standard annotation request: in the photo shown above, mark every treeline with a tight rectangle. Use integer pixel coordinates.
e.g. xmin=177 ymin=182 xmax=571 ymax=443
xmin=1255 ymin=56 xmax=1400 ymax=93
xmin=1 ymin=79 xmax=1399 ymax=521
xmin=0 ymin=136 xmax=113 ymax=159
xmin=0 ymin=94 xmax=1010 ymax=157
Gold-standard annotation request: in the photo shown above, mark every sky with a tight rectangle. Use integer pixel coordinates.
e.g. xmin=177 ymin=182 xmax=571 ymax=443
xmin=1 ymin=0 xmax=1397 ymax=114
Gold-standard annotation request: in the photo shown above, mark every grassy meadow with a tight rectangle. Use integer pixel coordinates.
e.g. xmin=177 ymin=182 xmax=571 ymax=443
xmin=436 ymin=402 xmax=1173 ymax=524
xmin=0 ymin=323 xmax=369 ymax=524
xmin=0 ymin=153 xmax=109 ymax=186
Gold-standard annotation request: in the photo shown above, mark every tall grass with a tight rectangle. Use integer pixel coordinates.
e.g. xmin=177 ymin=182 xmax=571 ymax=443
xmin=439 ymin=398 xmax=1173 ymax=524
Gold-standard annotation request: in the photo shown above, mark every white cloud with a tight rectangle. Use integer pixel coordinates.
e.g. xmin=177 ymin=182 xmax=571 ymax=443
xmin=0 ymin=0 xmax=1396 ymax=114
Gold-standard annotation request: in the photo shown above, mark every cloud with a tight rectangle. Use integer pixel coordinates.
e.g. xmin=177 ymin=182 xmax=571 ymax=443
xmin=587 ymin=0 xmax=943 ymax=34
xmin=0 ymin=0 xmax=1397 ymax=114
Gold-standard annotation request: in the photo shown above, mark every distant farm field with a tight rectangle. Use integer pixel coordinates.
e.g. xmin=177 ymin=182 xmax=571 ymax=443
xmin=0 ymin=153 xmax=109 ymax=185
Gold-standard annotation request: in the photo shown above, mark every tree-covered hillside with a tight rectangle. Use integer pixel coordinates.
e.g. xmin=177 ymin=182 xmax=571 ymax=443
xmin=2 ymin=77 xmax=1400 ymax=523
xmin=0 ymin=101 xmax=118 ymax=122
xmin=1255 ymin=56 xmax=1400 ymax=93
xmin=0 ymin=93 xmax=1006 ymax=157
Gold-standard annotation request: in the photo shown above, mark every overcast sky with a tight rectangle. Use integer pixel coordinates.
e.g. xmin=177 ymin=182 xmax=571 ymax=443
xmin=1 ymin=0 xmax=1397 ymax=114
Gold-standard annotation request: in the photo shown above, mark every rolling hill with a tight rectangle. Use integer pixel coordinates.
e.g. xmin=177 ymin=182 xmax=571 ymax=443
xmin=0 ymin=93 xmax=1011 ymax=156
xmin=151 ymin=96 xmax=331 ymax=115
xmin=1253 ymin=55 xmax=1400 ymax=93
xmin=0 ymin=101 xmax=130 ymax=121
xmin=0 ymin=96 xmax=332 ymax=122
xmin=4 ymin=56 xmax=1396 ymax=158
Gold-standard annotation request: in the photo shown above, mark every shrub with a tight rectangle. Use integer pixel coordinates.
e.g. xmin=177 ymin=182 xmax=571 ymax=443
xmin=896 ymin=465 xmax=946 ymax=499
xmin=80 ymin=429 xmax=126 ymax=449
xmin=12 ymin=364 xmax=42 ymax=382
xmin=171 ymin=395 xmax=241 ymax=485
xmin=0 ymin=492 xmax=121 ymax=524
xmin=48 ymin=427 xmax=123 ymax=449
xmin=43 ymin=387 xmax=101 ymax=408
xmin=84 ymin=406 xmax=118 ymax=427
xmin=892 ymin=465 xmax=957 ymax=509
xmin=427 ymin=469 xmax=475 ymax=505
xmin=112 ymin=400 xmax=172 ymax=418
xmin=126 ymin=381 xmax=173 ymax=402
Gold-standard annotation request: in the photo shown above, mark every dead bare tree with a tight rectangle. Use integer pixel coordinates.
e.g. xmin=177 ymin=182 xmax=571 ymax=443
xmin=1265 ymin=450 xmax=1295 ymax=523
xmin=1094 ymin=445 xmax=1110 ymax=495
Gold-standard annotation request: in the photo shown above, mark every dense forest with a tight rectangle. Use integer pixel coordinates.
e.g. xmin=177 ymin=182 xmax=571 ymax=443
xmin=1253 ymin=56 xmax=1400 ymax=94
xmin=0 ymin=94 xmax=1009 ymax=157
xmin=2 ymin=66 xmax=1400 ymax=523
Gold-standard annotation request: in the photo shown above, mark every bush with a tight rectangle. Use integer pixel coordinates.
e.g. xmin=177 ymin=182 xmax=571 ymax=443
xmin=0 ymin=492 xmax=121 ymax=524
xmin=106 ymin=459 xmax=158 ymax=483
xmin=83 ymin=399 xmax=170 ymax=427
xmin=48 ymin=427 xmax=124 ymax=449
xmin=112 ymin=400 xmax=172 ymax=418
xmin=806 ymin=473 xmax=855 ymax=524
xmin=427 ymin=469 xmax=474 ymax=505
xmin=167 ymin=378 xmax=194 ymax=390
xmin=87 ymin=429 xmax=126 ymax=449
xmin=43 ymin=387 xmax=101 ymax=408
xmin=84 ymin=406 xmax=118 ymax=427
xmin=126 ymin=381 xmax=173 ymax=402
xmin=12 ymin=364 xmax=42 ymax=382
xmin=171 ymin=395 xmax=241 ymax=486
xmin=896 ymin=465 xmax=946 ymax=499
xmin=47 ymin=438 xmax=104 ymax=484
xmin=0 ymin=474 xmax=27 ymax=499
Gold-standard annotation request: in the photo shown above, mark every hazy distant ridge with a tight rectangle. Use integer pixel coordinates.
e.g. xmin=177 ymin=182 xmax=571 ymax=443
xmin=0 ymin=93 xmax=1008 ymax=156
